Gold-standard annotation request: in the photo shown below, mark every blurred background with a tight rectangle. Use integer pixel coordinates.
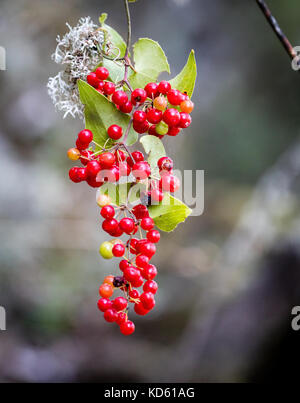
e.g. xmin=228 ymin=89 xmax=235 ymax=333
xmin=0 ymin=0 xmax=300 ymax=383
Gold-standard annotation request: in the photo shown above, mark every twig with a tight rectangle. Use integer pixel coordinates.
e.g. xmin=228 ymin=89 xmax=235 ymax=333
xmin=256 ymin=0 xmax=298 ymax=62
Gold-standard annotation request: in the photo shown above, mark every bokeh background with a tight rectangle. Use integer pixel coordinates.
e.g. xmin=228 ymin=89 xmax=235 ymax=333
xmin=0 ymin=0 xmax=300 ymax=383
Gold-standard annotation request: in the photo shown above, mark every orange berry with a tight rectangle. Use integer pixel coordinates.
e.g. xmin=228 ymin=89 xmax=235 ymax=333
xmin=153 ymin=96 xmax=168 ymax=111
xmin=67 ymin=148 xmax=80 ymax=161
xmin=103 ymin=275 xmax=115 ymax=286
xmin=99 ymin=283 xmax=114 ymax=298
xmin=96 ymin=194 xmax=112 ymax=208
xmin=180 ymin=100 xmax=194 ymax=114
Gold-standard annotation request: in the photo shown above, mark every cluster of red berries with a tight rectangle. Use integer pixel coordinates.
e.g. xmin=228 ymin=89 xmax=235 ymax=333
xmin=97 ymin=200 xmax=160 ymax=335
xmin=86 ymin=67 xmax=194 ymax=139
xmin=67 ymin=65 xmax=193 ymax=335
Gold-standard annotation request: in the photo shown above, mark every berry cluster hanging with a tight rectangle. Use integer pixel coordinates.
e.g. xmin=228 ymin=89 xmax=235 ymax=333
xmin=49 ymin=0 xmax=197 ymax=336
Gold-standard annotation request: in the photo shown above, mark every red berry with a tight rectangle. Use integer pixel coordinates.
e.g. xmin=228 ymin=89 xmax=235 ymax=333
xmin=104 ymin=308 xmax=118 ymax=323
xmin=119 ymin=101 xmax=133 ymax=114
xmin=147 ymin=230 xmax=160 ymax=244
xmin=100 ymin=165 xmax=120 ymax=183
xmin=76 ymin=167 xmax=87 ymax=182
xmin=107 ymin=124 xmax=123 ymax=140
xmin=131 ymin=275 xmax=144 ymax=288
xmin=148 ymin=125 xmax=159 ymax=137
xmin=167 ymin=126 xmax=181 ymax=137
xmin=120 ymin=320 xmax=135 ymax=335
xmin=97 ymin=81 xmax=105 ymax=92
xmin=101 ymin=205 xmax=115 ymax=220
xmin=132 ymin=204 xmax=149 ymax=219
xmin=112 ymin=90 xmax=128 ymax=106
xmin=119 ymin=260 xmax=130 ymax=272
xmin=97 ymin=298 xmax=113 ymax=312
xmin=133 ymin=110 xmax=147 ymax=123
xmin=75 ymin=139 xmax=89 ymax=151
xmin=95 ymin=66 xmax=109 ymax=80
xmin=136 ymin=254 xmax=150 ymax=269
xmin=87 ymin=72 xmax=99 ymax=87
xmin=69 ymin=167 xmax=80 ymax=183
xmin=78 ymin=129 xmax=93 ymax=144
xmin=167 ymin=89 xmax=185 ymax=106
xmin=119 ymin=218 xmax=135 ymax=235
xmin=143 ymin=280 xmax=158 ymax=294
xmin=163 ymin=108 xmax=181 ymax=127
xmin=109 ymin=224 xmax=123 ymax=237
xmin=158 ymin=156 xmax=173 ymax=171
xmin=140 ymin=292 xmax=155 ymax=310
xmin=123 ymin=267 xmax=140 ymax=283
xmin=102 ymin=219 xmax=119 ymax=233
xmin=131 ymin=89 xmax=147 ymax=105
xmin=113 ymin=297 xmax=127 ymax=311
xmin=103 ymin=81 xmax=116 ymax=95
xmin=144 ymin=82 xmax=159 ymax=98
xmin=112 ymin=243 xmax=125 ymax=258
xmin=119 ymin=161 xmax=131 ymax=177
xmin=86 ymin=160 xmax=101 ymax=177
xmin=139 ymin=242 xmax=156 ymax=259
xmin=134 ymin=302 xmax=150 ymax=316
xmin=80 ymin=150 xmax=94 ymax=166
xmin=128 ymin=238 xmax=139 ymax=254
xmin=127 ymin=151 xmax=144 ymax=168
xmin=132 ymin=161 xmax=151 ymax=180
xmin=133 ymin=120 xmax=150 ymax=134
xmin=179 ymin=112 xmax=192 ymax=129
xmin=129 ymin=290 xmax=140 ymax=300
xmin=143 ymin=264 xmax=157 ymax=280
xmin=141 ymin=217 xmax=154 ymax=231
xmin=99 ymin=152 xmax=116 ymax=169
xmin=86 ymin=176 xmax=103 ymax=188
xmin=114 ymin=150 xmax=126 ymax=162
xmin=146 ymin=108 xmax=162 ymax=124
xmin=159 ymin=174 xmax=180 ymax=193
xmin=158 ymin=81 xmax=171 ymax=95
xmin=150 ymin=188 xmax=164 ymax=203
xmin=116 ymin=312 xmax=127 ymax=325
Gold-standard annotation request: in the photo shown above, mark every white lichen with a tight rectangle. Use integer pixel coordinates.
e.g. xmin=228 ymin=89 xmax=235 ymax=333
xmin=47 ymin=17 xmax=104 ymax=119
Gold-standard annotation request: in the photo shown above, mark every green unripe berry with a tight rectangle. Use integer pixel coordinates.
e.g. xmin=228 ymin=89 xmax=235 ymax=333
xmin=156 ymin=121 xmax=169 ymax=136
xmin=99 ymin=241 xmax=114 ymax=259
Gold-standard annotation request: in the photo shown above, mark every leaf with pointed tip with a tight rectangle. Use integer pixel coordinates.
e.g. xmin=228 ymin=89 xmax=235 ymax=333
xmin=129 ymin=38 xmax=170 ymax=89
xmin=169 ymin=50 xmax=197 ymax=98
xmin=148 ymin=194 xmax=192 ymax=232
xmin=140 ymin=135 xmax=166 ymax=173
xmin=78 ymin=80 xmax=138 ymax=149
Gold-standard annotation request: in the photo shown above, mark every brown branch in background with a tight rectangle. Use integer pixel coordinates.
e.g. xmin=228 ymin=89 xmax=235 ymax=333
xmin=256 ymin=0 xmax=298 ymax=62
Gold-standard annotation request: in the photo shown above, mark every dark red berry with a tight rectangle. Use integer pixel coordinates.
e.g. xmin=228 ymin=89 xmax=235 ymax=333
xmin=179 ymin=112 xmax=192 ymax=129
xmin=167 ymin=126 xmax=181 ymax=136
xmin=87 ymin=72 xmax=99 ymax=87
xmin=86 ymin=160 xmax=101 ymax=177
xmin=119 ymin=101 xmax=133 ymax=114
xmin=133 ymin=110 xmax=147 ymax=123
xmin=101 ymin=205 xmax=115 ymax=220
xmin=95 ymin=67 xmax=109 ymax=80
xmin=119 ymin=218 xmax=135 ymax=235
xmin=132 ymin=204 xmax=149 ymax=219
xmin=112 ymin=243 xmax=125 ymax=258
xmin=140 ymin=292 xmax=155 ymax=310
xmin=143 ymin=280 xmax=158 ymax=294
xmin=120 ymin=320 xmax=135 ymax=335
xmin=141 ymin=217 xmax=154 ymax=231
xmin=112 ymin=90 xmax=128 ymax=106
xmin=104 ymin=308 xmax=118 ymax=323
xmin=147 ymin=229 xmax=160 ymax=243
xmin=163 ymin=108 xmax=181 ymax=127
xmin=167 ymin=89 xmax=185 ymax=106
xmin=107 ymin=124 xmax=123 ymax=140
xmin=158 ymin=81 xmax=171 ymax=95
xmin=75 ymin=139 xmax=89 ymax=151
xmin=131 ymin=89 xmax=147 ymax=105
xmin=158 ymin=156 xmax=174 ymax=171
xmin=97 ymin=298 xmax=113 ymax=312
xmin=123 ymin=267 xmax=140 ymax=283
xmin=119 ymin=260 xmax=130 ymax=272
xmin=133 ymin=120 xmax=150 ymax=134
xmin=69 ymin=167 xmax=80 ymax=183
xmin=144 ymin=82 xmax=159 ymax=98
xmin=86 ymin=176 xmax=103 ymax=188
xmin=134 ymin=302 xmax=150 ymax=316
xmin=129 ymin=289 xmax=140 ymax=299
xmin=102 ymin=219 xmax=119 ymax=233
xmin=146 ymin=108 xmax=162 ymax=124
xmin=113 ymin=297 xmax=127 ymax=311
xmin=116 ymin=312 xmax=127 ymax=325
xmin=103 ymin=81 xmax=116 ymax=95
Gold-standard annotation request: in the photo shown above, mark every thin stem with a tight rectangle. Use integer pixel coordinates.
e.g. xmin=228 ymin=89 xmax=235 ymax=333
xmin=124 ymin=0 xmax=132 ymax=59
xmin=256 ymin=0 xmax=298 ymax=62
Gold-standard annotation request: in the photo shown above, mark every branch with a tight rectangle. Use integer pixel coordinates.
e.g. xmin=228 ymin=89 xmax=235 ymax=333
xmin=256 ymin=0 xmax=297 ymax=62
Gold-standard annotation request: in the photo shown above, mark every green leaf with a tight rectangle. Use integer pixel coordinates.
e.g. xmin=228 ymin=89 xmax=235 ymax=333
xmin=129 ymin=38 xmax=170 ymax=89
xmin=78 ymin=80 xmax=138 ymax=148
xmin=148 ymin=194 xmax=192 ymax=232
xmin=169 ymin=50 xmax=197 ymax=98
xmin=99 ymin=13 xmax=127 ymax=58
xmin=140 ymin=135 xmax=166 ymax=171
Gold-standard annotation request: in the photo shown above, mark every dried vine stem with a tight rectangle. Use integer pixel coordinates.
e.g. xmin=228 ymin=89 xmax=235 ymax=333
xmin=256 ymin=0 xmax=298 ymax=63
